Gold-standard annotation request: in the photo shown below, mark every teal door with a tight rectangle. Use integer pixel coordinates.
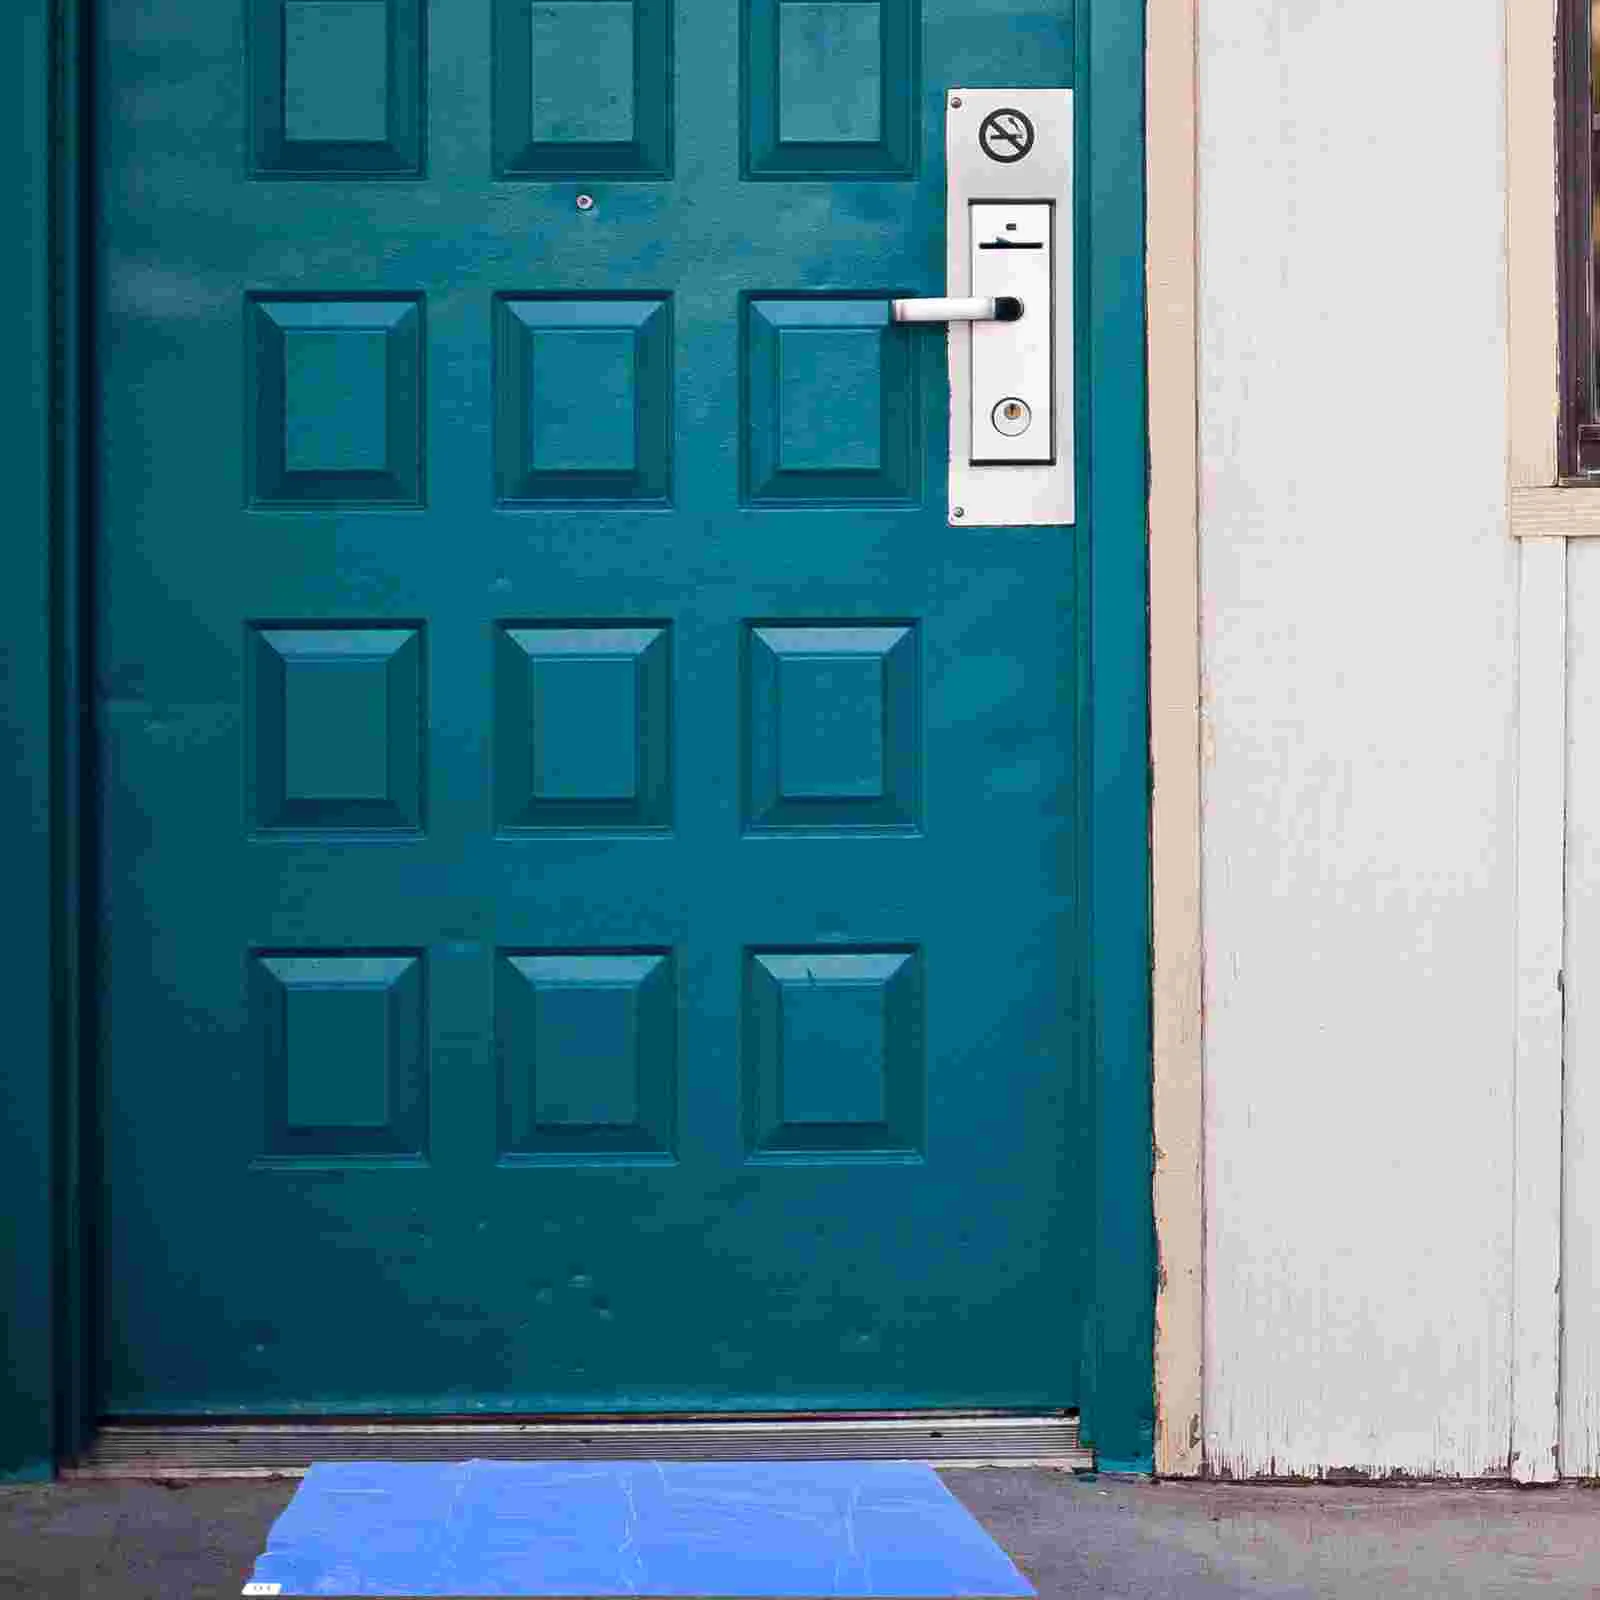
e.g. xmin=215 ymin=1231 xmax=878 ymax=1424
xmin=92 ymin=0 xmax=1148 ymax=1429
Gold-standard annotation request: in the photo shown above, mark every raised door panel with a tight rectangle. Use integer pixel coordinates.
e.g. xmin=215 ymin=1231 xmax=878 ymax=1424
xmin=250 ymin=0 xmax=426 ymax=176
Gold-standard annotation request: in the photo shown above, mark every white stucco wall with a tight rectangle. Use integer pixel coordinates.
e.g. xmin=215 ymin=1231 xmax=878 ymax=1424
xmin=1198 ymin=0 xmax=1520 ymax=1476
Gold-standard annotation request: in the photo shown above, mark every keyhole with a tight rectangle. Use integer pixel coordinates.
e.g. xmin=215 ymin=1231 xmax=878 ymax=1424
xmin=992 ymin=397 xmax=1033 ymax=437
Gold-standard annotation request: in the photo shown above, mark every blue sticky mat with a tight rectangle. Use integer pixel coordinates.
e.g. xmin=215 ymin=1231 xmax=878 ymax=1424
xmin=246 ymin=1459 xmax=1036 ymax=1597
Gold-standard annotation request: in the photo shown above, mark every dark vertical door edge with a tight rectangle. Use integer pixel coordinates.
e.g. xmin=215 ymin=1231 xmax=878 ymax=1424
xmin=1082 ymin=0 xmax=1155 ymax=1472
xmin=1 ymin=0 xmax=59 ymax=1484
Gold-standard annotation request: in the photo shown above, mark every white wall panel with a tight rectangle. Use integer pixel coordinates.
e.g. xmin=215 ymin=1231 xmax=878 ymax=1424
xmin=1199 ymin=0 xmax=1518 ymax=1476
xmin=1563 ymin=543 xmax=1600 ymax=1477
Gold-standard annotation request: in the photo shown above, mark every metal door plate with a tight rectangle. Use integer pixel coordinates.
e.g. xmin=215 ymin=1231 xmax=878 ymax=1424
xmin=946 ymin=89 xmax=1074 ymax=527
xmin=66 ymin=1414 xmax=1093 ymax=1476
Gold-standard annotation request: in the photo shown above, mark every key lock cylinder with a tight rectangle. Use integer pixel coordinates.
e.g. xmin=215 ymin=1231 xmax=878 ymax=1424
xmin=890 ymin=90 xmax=1074 ymax=527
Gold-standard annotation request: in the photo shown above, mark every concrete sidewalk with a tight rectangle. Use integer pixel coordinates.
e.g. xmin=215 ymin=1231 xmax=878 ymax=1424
xmin=2 ymin=1469 xmax=1597 ymax=1598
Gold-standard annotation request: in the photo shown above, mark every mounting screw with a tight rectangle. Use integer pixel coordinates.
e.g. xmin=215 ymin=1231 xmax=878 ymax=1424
xmin=952 ymin=506 xmax=965 ymax=519
xmin=950 ymin=95 xmax=963 ymax=108
xmin=576 ymin=193 xmax=595 ymax=211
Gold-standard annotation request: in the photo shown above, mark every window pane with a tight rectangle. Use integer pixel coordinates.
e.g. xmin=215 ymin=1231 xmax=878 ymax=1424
xmin=1590 ymin=0 xmax=1600 ymax=427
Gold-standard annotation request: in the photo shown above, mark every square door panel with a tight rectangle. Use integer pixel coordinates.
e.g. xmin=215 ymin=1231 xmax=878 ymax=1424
xmin=744 ymin=0 xmax=916 ymax=178
xmin=248 ymin=625 xmax=425 ymax=832
xmin=495 ymin=624 xmax=671 ymax=832
xmin=248 ymin=296 xmax=424 ymax=506
xmin=743 ymin=297 xmax=917 ymax=504
xmin=746 ymin=624 xmax=919 ymax=832
xmin=743 ymin=949 xmax=924 ymax=1160
xmin=495 ymin=296 xmax=672 ymax=504
xmin=250 ymin=0 xmax=425 ymax=176
xmin=253 ymin=952 xmax=427 ymax=1163
xmin=497 ymin=951 xmax=676 ymax=1162
xmin=493 ymin=0 xmax=671 ymax=178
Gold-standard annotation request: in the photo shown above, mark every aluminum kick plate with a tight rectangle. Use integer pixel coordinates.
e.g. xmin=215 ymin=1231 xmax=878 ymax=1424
xmin=68 ymin=1414 xmax=1092 ymax=1477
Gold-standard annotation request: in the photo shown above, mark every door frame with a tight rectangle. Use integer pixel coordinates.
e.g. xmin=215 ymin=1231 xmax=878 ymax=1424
xmin=1145 ymin=0 xmax=1203 ymax=1479
xmin=2 ymin=0 xmax=1157 ymax=1478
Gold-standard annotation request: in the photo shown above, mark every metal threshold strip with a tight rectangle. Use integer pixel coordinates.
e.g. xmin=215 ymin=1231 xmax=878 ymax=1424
xmin=69 ymin=1413 xmax=1090 ymax=1478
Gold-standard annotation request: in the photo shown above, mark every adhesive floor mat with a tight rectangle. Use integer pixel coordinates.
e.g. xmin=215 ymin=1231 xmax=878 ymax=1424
xmin=243 ymin=1459 xmax=1036 ymax=1597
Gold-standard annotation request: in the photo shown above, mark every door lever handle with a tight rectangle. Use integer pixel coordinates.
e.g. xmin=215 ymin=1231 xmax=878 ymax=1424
xmin=890 ymin=295 xmax=1023 ymax=325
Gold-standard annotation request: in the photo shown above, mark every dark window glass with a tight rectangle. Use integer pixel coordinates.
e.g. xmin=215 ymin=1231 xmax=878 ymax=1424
xmin=1561 ymin=0 xmax=1600 ymax=475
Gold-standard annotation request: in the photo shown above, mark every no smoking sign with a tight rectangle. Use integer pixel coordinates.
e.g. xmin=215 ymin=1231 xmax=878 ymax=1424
xmin=978 ymin=108 xmax=1035 ymax=163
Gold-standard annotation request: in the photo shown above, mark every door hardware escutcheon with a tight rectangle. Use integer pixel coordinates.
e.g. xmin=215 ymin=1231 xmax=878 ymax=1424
xmin=969 ymin=200 xmax=1052 ymax=467
xmin=942 ymin=88 xmax=1075 ymax=527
